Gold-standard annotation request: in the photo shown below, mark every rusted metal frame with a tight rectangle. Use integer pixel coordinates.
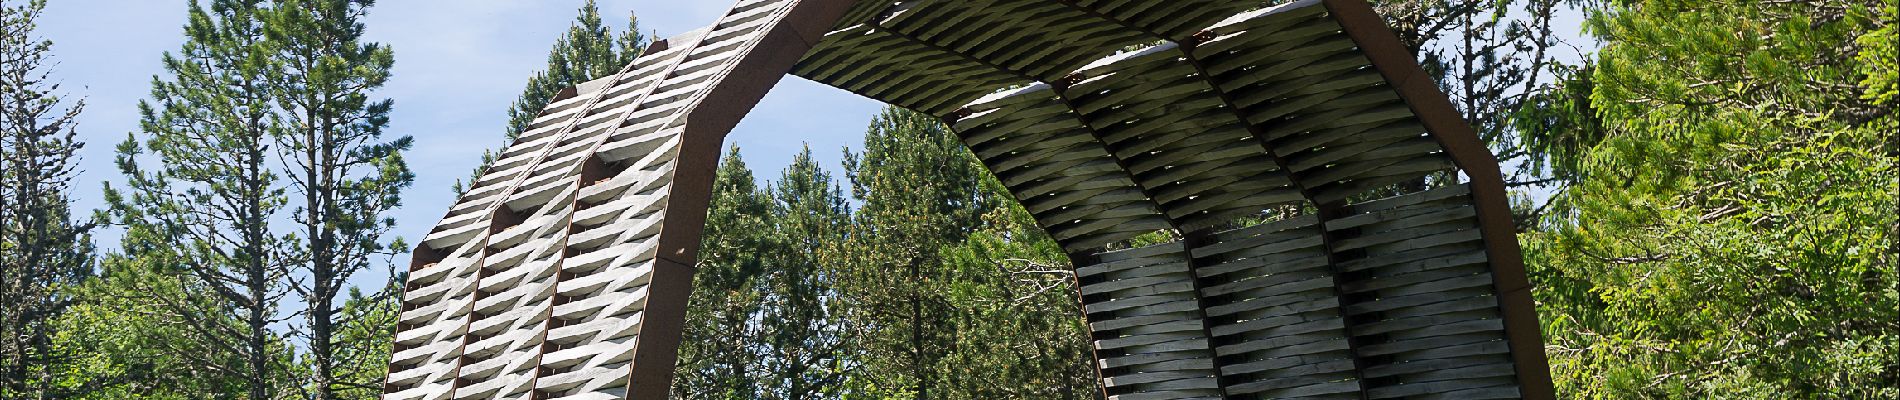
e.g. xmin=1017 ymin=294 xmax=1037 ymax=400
xmin=424 ymin=31 xmax=660 ymax=398
xmin=1320 ymin=0 xmax=1556 ymax=399
xmin=1046 ymin=1 xmax=1380 ymax=397
xmin=1176 ymin=30 xmax=1376 ymax=400
xmin=864 ymin=10 xmax=1213 ymax=398
xmin=629 ymin=0 xmax=860 ymax=398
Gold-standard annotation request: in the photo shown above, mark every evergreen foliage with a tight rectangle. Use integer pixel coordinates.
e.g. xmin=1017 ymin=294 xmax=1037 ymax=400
xmin=1374 ymin=0 xmax=1589 ymax=201
xmin=670 ymin=109 xmax=1103 ymax=399
xmin=674 ymin=146 xmax=773 ymax=399
xmin=77 ymin=0 xmax=410 ymax=399
xmin=830 ymin=108 xmax=999 ymax=399
xmin=265 ymin=0 xmax=412 ymax=398
xmin=758 ymin=147 xmax=849 ymax=400
xmin=101 ymin=1 xmax=298 ymax=397
xmin=0 ymin=0 xmax=95 ymax=397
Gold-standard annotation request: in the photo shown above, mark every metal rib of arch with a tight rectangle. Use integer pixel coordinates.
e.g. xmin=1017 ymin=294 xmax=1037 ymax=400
xmin=382 ymin=0 xmax=1554 ymax=399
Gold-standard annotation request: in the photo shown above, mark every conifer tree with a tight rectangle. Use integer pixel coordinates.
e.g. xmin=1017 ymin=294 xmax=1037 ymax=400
xmin=832 ymin=107 xmax=996 ymax=399
xmin=52 ymin=253 xmax=255 ymax=399
xmin=1372 ymin=0 xmax=1588 ymax=219
xmin=262 ymin=0 xmax=411 ymax=398
xmin=759 ymin=146 xmax=848 ymax=400
xmin=453 ymin=1 xmax=647 ymax=195
xmin=102 ymin=1 xmax=297 ymax=399
xmin=0 ymin=0 xmax=95 ymax=397
xmin=328 ymin=280 xmax=400 ymax=400
xmin=935 ymin=179 xmax=1099 ymax=399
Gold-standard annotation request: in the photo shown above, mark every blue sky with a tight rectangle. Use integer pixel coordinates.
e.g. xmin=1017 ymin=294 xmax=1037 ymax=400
xmin=40 ymin=0 xmax=883 ymax=289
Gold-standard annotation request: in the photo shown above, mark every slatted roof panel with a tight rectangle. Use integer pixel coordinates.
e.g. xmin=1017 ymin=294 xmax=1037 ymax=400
xmin=790 ymin=1 xmax=1551 ymax=399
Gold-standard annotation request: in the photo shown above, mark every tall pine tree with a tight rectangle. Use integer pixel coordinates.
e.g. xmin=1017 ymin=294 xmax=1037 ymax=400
xmin=0 ymin=1 xmax=95 ymax=398
xmin=759 ymin=146 xmax=849 ymax=400
xmin=832 ymin=107 xmax=997 ymax=399
xmin=102 ymin=1 xmax=297 ymax=399
xmin=829 ymin=108 xmax=1102 ymax=399
xmin=935 ymin=178 xmax=1099 ymax=399
xmin=263 ymin=0 xmax=412 ymax=398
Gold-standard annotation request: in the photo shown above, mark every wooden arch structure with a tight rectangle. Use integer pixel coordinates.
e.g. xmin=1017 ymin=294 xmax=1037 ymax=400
xmin=382 ymin=0 xmax=1556 ymax=399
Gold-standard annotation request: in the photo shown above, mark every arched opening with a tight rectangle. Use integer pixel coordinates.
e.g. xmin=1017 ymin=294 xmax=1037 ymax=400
xmin=382 ymin=0 xmax=1553 ymax=399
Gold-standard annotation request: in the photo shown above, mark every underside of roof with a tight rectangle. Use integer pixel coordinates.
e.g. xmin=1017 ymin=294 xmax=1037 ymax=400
xmin=382 ymin=0 xmax=1554 ymax=399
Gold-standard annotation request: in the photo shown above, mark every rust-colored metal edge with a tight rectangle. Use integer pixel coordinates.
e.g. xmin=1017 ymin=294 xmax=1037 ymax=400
xmin=1319 ymin=1 xmax=1557 ymax=399
xmin=629 ymin=1 xmax=859 ymax=398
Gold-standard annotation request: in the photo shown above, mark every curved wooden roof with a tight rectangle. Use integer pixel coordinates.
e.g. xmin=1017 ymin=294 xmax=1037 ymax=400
xmin=382 ymin=1 xmax=1553 ymax=399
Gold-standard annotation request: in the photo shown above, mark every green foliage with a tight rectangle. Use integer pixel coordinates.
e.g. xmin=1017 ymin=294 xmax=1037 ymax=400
xmin=73 ymin=0 xmax=411 ymax=399
xmin=830 ymin=108 xmax=997 ymax=399
xmin=675 ymin=146 xmax=854 ymax=400
xmin=22 ymin=0 xmax=1895 ymax=399
xmin=326 ymin=283 xmax=400 ymax=400
xmin=934 ymin=191 xmax=1098 ymax=399
xmin=264 ymin=0 xmax=412 ymax=398
xmin=47 ymin=254 xmax=257 ymax=399
xmin=503 ymin=0 xmax=644 ymax=142
xmin=1374 ymin=0 xmax=1589 ymax=191
xmin=0 ymin=0 xmax=96 ymax=397
xmin=758 ymin=147 xmax=850 ymax=400
xmin=1523 ymin=0 xmax=1900 ymax=398
xmin=99 ymin=1 xmax=297 ymax=398
xmin=671 ymin=108 xmax=1100 ymax=399
xmin=828 ymin=107 xmax=1099 ymax=399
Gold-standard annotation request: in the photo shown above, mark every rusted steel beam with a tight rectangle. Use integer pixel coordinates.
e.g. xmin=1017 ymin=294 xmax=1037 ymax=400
xmin=1321 ymin=1 xmax=1557 ymax=399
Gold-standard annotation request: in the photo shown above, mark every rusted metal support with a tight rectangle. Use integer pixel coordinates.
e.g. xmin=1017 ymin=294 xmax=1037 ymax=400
xmin=1322 ymin=1 xmax=1557 ymax=399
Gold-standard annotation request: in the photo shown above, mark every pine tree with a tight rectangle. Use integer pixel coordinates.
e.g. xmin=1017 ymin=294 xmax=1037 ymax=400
xmin=263 ymin=0 xmax=411 ymax=398
xmin=824 ymin=107 xmax=1116 ymax=398
xmin=759 ymin=146 xmax=848 ymax=400
xmin=0 ymin=0 xmax=95 ymax=397
xmin=832 ymin=107 xmax=996 ymax=399
xmin=101 ymin=1 xmax=296 ymax=399
xmin=1371 ymin=0 xmax=1590 ymax=220
xmin=935 ymin=178 xmax=1100 ymax=399
xmin=671 ymin=146 xmax=772 ymax=399
xmin=452 ymin=1 xmax=647 ymax=196
xmin=329 ymin=280 xmax=401 ymax=400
